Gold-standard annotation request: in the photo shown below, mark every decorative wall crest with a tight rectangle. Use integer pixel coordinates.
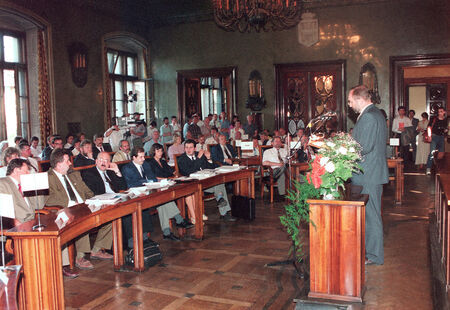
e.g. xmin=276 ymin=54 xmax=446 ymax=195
xmin=68 ymin=42 xmax=88 ymax=88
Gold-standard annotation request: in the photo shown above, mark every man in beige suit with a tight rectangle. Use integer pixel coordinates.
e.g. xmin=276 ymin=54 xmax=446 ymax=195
xmin=0 ymin=158 xmax=79 ymax=278
xmin=112 ymin=139 xmax=131 ymax=163
xmin=46 ymin=148 xmax=113 ymax=270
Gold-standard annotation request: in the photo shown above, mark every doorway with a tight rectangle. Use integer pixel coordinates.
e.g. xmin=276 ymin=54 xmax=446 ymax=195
xmin=176 ymin=67 xmax=237 ymax=124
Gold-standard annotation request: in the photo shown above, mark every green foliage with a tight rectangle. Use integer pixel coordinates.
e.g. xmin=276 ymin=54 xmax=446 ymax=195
xmin=279 ymin=177 xmax=320 ymax=263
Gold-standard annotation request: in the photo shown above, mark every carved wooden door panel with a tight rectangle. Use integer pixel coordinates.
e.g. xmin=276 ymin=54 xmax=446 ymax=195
xmin=184 ymin=78 xmax=201 ymax=120
xmin=275 ymin=61 xmax=346 ymax=134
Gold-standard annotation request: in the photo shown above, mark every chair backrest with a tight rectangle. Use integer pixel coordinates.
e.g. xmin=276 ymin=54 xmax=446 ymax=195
xmin=164 ymin=143 xmax=173 ymax=161
xmin=38 ymin=160 xmax=51 ymax=172
xmin=174 ymin=153 xmax=182 ymax=176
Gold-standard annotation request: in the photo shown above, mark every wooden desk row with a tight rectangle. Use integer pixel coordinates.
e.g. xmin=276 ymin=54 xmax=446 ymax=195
xmin=6 ymin=168 xmax=255 ymax=310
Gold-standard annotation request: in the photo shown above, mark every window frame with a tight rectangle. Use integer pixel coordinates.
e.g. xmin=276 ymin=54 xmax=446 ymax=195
xmin=0 ymin=28 xmax=30 ymax=141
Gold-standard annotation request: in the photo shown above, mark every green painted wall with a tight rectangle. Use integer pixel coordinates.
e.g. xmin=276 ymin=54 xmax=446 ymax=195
xmin=149 ymin=0 xmax=450 ymax=131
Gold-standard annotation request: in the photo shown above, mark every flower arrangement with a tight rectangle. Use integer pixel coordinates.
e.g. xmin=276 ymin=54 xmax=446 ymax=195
xmin=306 ymin=133 xmax=362 ymax=199
xmin=280 ymin=132 xmax=362 ymax=263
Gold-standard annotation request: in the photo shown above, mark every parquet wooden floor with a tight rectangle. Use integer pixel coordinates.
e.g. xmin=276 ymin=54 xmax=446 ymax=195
xmin=64 ymin=174 xmax=435 ymax=309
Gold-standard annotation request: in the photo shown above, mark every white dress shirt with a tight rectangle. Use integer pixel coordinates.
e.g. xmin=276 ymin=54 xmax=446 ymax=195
xmin=97 ymin=167 xmax=115 ymax=194
xmin=262 ymin=147 xmax=288 ymax=164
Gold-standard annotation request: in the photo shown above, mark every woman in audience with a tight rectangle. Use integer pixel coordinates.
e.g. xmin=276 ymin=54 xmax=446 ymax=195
xmin=0 ymin=147 xmax=20 ymax=177
xmin=415 ymin=112 xmax=430 ymax=169
xmin=167 ymin=134 xmax=184 ymax=165
xmin=148 ymin=143 xmax=204 ymax=224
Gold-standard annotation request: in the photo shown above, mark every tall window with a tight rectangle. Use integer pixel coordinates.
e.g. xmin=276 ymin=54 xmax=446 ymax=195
xmin=107 ymin=49 xmax=146 ymax=119
xmin=0 ymin=30 xmax=29 ymax=143
xmin=200 ymin=77 xmax=227 ymax=117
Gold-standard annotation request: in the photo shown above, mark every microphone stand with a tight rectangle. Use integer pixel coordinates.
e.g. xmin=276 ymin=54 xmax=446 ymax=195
xmin=32 ymin=188 xmax=45 ymax=231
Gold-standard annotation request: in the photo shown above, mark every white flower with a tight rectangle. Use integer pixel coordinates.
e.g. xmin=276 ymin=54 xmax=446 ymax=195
xmin=349 ymin=147 xmax=355 ymax=153
xmin=326 ymin=142 xmax=336 ymax=148
xmin=320 ymin=157 xmax=329 ymax=166
xmin=338 ymin=146 xmax=347 ymax=155
xmin=325 ymin=161 xmax=335 ymax=173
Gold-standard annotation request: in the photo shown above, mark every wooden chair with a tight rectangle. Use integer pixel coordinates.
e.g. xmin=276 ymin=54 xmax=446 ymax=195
xmin=259 ymin=145 xmax=279 ymax=203
xmin=37 ymin=160 xmax=51 ymax=172
xmin=164 ymin=143 xmax=173 ymax=161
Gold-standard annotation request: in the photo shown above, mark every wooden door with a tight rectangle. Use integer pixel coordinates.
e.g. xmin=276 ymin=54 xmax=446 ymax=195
xmin=275 ymin=60 xmax=346 ymax=134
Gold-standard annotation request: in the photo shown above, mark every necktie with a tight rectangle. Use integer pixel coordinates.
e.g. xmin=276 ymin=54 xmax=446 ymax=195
xmin=140 ymin=166 xmax=147 ymax=180
xmin=224 ymin=146 xmax=232 ymax=159
xmin=277 ymin=149 xmax=283 ymax=163
xmin=104 ymin=172 xmax=116 ymax=192
xmin=18 ymin=184 xmax=23 ymax=197
xmin=64 ymin=175 xmax=77 ymax=202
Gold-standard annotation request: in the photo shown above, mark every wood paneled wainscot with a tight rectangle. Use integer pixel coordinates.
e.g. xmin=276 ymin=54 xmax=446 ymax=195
xmin=307 ymin=192 xmax=368 ymax=302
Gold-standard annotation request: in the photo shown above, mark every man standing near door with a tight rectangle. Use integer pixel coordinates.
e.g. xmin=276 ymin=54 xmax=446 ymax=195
xmin=348 ymin=85 xmax=389 ymax=265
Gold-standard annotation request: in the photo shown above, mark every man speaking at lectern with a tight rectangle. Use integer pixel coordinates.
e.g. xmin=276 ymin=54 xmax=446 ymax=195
xmin=348 ymin=85 xmax=388 ymax=266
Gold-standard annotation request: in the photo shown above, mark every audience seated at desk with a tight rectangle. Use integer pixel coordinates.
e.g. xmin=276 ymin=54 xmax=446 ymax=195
xmin=211 ymin=134 xmax=237 ymax=166
xmin=243 ymin=114 xmax=257 ymax=137
xmin=92 ymin=134 xmax=112 ymax=159
xmin=168 ymin=134 xmax=184 ymax=165
xmin=195 ymin=135 xmax=208 ymax=152
xmin=19 ymin=142 xmax=38 ymax=172
xmin=0 ymin=158 xmax=78 ymax=278
xmin=46 ymin=149 xmax=114 ymax=270
xmin=30 ymin=136 xmax=42 ymax=157
xmin=291 ymin=128 xmax=309 ymax=162
xmin=205 ymin=127 xmax=219 ymax=145
xmin=0 ymin=147 xmax=20 ymax=177
xmin=74 ymin=140 xmax=96 ymax=168
xmin=262 ymin=136 xmax=287 ymax=198
xmin=230 ymin=120 xmax=245 ymax=142
xmin=121 ymin=147 xmax=192 ymax=242
xmin=148 ymin=143 xmax=198 ymax=224
xmin=177 ymin=139 xmax=236 ymax=222
xmin=41 ymin=135 xmax=63 ymax=160
xmin=112 ymin=139 xmax=131 ymax=162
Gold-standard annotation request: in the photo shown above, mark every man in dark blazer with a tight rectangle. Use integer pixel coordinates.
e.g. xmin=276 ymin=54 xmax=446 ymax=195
xmin=41 ymin=135 xmax=63 ymax=161
xmin=92 ymin=134 xmax=113 ymax=159
xmin=74 ymin=139 xmax=96 ymax=168
xmin=348 ymin=85 xmax=389 ymax=265
xmin=46 ymin=148 xmax=113 ymax=270
xmin=121 ymin=147 xmax=192 ymax=242
xmin=211 ymin=134 xmax=237 ymax=166
xmin=177 ymin=140 xmax=236 ymax=222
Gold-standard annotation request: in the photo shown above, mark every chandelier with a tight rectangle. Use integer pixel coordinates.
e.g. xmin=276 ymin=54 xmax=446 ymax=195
xmin=213 ymin=0 xmax=303 ymax=32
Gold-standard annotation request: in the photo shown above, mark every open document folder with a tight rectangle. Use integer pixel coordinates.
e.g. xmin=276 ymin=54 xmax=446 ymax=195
xmin=85 ymin=193 xmax=127 ymax=206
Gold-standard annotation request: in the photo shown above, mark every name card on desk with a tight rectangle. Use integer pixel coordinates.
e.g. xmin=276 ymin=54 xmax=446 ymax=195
xmin=55 ymin=211 xmax=69 ymax=229
xmin=240 ymin=141 xmax=253 ymax=150
xmin=389 ymin=138 xmax=400 ymax=146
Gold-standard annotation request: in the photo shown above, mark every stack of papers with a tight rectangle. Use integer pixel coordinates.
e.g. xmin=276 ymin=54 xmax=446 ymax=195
xmin=189 ymin=169 xmax=216 ymax=180
xmin=215 ymin=166 xmax=241 ymax=173
xmin=127 ymin=186 xmax=148 ymax=196
xmin=144 ymin=180 xmax=176 ymax=189
xmin=85 ymin=193 xmax=125 ymax=206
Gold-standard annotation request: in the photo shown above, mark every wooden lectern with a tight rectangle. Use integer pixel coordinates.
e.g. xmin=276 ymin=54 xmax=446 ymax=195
xmin=307 ymin=192 xmax=368 ymax=302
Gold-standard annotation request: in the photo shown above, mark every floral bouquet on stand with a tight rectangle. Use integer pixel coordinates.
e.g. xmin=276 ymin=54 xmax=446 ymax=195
xmin=280 ymin=132 xmax=362 ymax=263
xmin=306 ymin=133 xmax=362 ymax=199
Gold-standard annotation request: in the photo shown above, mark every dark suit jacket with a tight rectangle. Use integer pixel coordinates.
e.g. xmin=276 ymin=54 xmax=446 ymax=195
xmin=121 ymin=161 xmax=157 ymax=188
xmin=411 ymin=117 xmax=419 ymax=135
xmin=148 ymin=158 xmax=174 ymax=178
xmin=177 ymin=152 xmax=216 ymax=176
xmin=73 ymin=154 xmax=95 ymax=168
xmin=81 ymin=166 xmax=127 ymax=195
xmin=41 ymin=146 xmax=53 ymax=160
xmin=351 ymin=104 xmax=389 ymax=186
xmin=93 ymin=144 xmax=113 ymax=159
xmin=46 ymin=168 xmax=94 ymax=207
xmin=211 ymin=144 xmax=237 ymax=165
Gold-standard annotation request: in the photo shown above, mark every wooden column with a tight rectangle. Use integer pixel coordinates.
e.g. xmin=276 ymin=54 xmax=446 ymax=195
xmin=308 ymin=194 xmax=368 ymax=303
xmin=13 ymin=234 xmax=64 ymax=309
